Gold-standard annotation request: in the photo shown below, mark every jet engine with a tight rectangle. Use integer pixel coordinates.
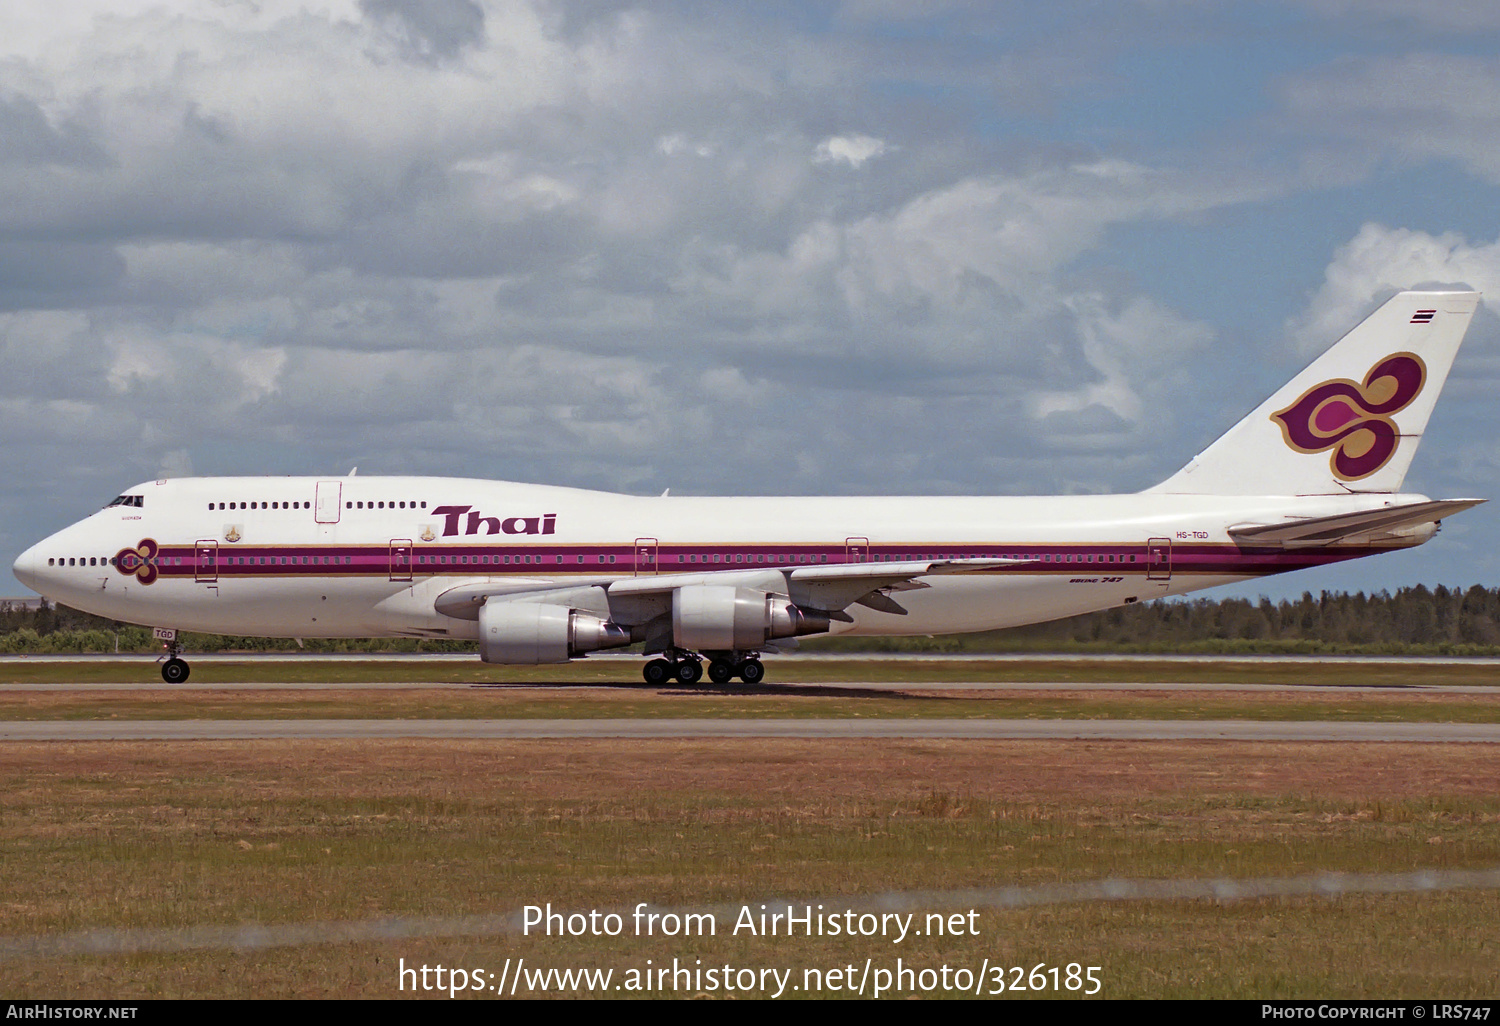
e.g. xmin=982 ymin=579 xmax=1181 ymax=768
xmin=479 ymin=601 xmax=632 ymax=664
xmin=671 ymin=585 xmax=831 ymax=651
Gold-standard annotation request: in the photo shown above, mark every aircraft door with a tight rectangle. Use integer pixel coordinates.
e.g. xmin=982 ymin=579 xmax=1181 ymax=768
xmin=844 ymin=537 xmax=870 ymax=563
xmin=1146 ymin=537 xmax=1172 ymax=581
xmin=195 ymin=540 xmax=218 ymax=583
xmin=315 ymin=481 xmax=342 ymax=524
xmin=634 ymin=537 xmax=659 ymax=576
xmin=390 ymin=539 xmax=413 ymax=582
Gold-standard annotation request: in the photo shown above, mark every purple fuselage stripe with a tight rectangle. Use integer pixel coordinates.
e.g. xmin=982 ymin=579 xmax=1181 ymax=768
xmin=128 ymin=541 xmax=1387 ymax=581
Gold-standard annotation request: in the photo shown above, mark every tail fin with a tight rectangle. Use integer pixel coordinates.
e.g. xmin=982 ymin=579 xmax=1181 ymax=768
xmin=1147 ymin=289 xmax=1481 ymax=495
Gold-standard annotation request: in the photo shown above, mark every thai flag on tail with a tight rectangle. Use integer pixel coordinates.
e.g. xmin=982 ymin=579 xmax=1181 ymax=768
xmin=1411 ymin=309 xmax=1436 ymax=324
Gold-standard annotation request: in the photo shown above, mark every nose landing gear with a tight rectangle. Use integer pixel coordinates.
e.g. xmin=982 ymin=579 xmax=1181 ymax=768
xmin=156 ymin=629 xmax=191 ymax=684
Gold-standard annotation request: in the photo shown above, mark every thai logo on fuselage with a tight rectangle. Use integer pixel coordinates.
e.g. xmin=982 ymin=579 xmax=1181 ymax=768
xmin=1270 ymin=352 xmax=1426 ymax=481
xmin=115 ymin=538 xmax=160 ymax=585
xmin=430 ymin=506 xmax=557 ymax=537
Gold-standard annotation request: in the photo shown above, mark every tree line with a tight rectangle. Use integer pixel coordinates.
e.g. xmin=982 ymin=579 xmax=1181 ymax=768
xmin=6 ymin=583 xmax=1500 ymax=655
xmin=806 ymin=583 xmax=1500 ymax=654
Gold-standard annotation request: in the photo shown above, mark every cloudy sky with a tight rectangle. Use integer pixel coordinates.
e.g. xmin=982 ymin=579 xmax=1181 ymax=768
xmin=5 ymin=0 xmax=1500 ymax=602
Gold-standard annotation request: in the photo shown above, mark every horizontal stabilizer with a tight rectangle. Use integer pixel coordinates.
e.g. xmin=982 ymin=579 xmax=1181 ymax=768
xmin=1228 ymin=498 xmax=1484 ymax=547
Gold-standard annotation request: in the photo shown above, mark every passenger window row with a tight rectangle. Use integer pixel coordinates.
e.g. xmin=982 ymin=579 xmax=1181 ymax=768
xmin=209 ymin=501 xmax=312 ymax=510
xmin=221 ymin=555 xmax=352 ymax=565
xmin=678 ymin=553 xmax=826 ymax=564
xmin=205 ymin=500 xmax=432 ymax=510
xmin=419 ymin=553 xmax=560 ymax=565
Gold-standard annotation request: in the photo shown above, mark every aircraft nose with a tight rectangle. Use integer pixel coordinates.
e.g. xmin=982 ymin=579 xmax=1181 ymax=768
xmin=12 ymin=542 xmax=44 ymax=594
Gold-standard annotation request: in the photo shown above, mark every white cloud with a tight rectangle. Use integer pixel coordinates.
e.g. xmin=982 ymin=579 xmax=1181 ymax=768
xmin=0 ymin=4 xmax=1253 ymax=485
xmin=813 ymin=134 xmax=888 ymax=168
xmin=1027 ymin=295 xmax=1212 ymax=449
xmin=1290 ymin=223 xmax=1500 ymax=355
xmin=840 ymin=160 xmax=1261 ymax=309
xmin=656 ymin=134 xmax=715 ymax=158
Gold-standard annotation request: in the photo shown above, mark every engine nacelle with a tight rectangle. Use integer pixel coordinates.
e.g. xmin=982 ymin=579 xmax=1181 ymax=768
xmin=479 ymin=601 xmax=632 ymax=664
xmin=672 ymin=585 xmax=831 ymax=652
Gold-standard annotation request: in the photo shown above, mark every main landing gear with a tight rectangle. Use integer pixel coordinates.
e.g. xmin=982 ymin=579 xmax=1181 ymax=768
xmin=707 ymin=656 xmax=764 ymax=685
xmin=642 ymin=651 xmax=765 ymax=686
xmin=157 ymin=631 xmax=191 ymax=685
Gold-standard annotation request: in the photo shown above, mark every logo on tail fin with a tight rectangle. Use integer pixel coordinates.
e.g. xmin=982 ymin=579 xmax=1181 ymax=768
xmin=1271 ymin=352 xmax=1426 ymax=481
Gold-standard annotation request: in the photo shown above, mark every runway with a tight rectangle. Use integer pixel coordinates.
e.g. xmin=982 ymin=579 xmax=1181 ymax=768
xmin=6 ymin=652 xmax=1500 ymax=664
xmin=2 ymin=680 xmax=1496 ymax=693
xmin=4 ymin=718 xmax=1498 ymax=742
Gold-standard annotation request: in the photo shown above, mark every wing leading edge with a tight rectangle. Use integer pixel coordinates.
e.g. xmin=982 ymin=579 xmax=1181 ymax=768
xmin=432 ymin=557 xmax=1021 ymax=622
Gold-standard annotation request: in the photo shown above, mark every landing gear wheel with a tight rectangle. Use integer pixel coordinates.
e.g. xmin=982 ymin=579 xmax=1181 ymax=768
xmin=161 ymin=658 xmax=190 ymax=685
xmin=642 ymin=659 xmax=673 ymax=685
xmin=707 ymin=659 xmax=735 ymax=685
xmin=738 ymin=658 xmax=764 ymax=685
xmin=674 ymin=659 xmax=703 ymax=685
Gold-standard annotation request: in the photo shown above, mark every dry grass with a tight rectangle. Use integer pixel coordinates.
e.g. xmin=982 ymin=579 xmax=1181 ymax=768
xmin=2 ymin=657 xmax=1495 ymax=998
xmin=1 ymin=739 xmax=1497 ymax=998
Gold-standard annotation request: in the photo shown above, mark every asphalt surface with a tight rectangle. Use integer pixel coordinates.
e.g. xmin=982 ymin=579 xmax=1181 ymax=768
xmin=2 ymin=680 xmax=1494 ymax=693
xmin=6 ymin=652 xmax=1500 ymax=664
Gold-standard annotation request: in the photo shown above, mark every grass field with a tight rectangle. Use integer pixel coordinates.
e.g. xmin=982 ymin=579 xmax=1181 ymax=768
xmin=4 ymin=685 xmax=1500 ymax=724
xmin=1 ymin=657 xmax=1497 ymax=999
xmin=3 ymin=656 xmax=1498 ymax=724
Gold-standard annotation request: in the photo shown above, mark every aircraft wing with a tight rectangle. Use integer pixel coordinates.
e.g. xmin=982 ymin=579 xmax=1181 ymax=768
xmin=612 ymin=556 xmax=1021 ymax=617
xmin=433 ymin=557 xmax=1022 ymax=622
xmin=780 ymin=557 xmax=1019 ymax=615
xmin=1227 ymin=498 xmax=1485 ymax=548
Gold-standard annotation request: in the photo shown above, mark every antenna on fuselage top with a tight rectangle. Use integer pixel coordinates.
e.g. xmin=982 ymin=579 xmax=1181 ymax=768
xmin=348 ymin=467 xmax=358 ymax=476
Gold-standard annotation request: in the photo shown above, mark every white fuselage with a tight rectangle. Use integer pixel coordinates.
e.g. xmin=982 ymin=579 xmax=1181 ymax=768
xmin=11 ymin=475 xmax=1435 ymax=642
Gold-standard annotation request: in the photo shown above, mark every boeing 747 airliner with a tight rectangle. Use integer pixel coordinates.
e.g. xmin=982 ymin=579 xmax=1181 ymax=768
xmin=11 ymin=290 xmax=1485 ymax=684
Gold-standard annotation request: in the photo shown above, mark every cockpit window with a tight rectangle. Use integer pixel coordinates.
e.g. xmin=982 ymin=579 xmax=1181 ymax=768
xmin=106 ymin=495 xmax=144 ymax=508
